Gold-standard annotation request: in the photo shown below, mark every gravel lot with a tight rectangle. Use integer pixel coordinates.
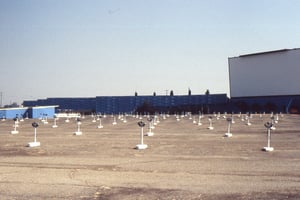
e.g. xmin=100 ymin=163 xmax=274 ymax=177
xmin=0 ymin=113 xmax=299 ymax=199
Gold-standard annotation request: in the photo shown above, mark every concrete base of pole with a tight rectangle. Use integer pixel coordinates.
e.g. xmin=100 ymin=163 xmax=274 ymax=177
xmin=52 ymin=125 xmax=58 ymax=128
xmin=74 ymin=131 xmax=82 ymax=135
xmin=146 ymin=132 xmax=154 ymax=136
xmin=246 ymin=122 xmax=252 ymax=126
xmin=11 ymin=130 xmax=19 ymax=134
xmin=262 ymin=147 xmax=274 ymax=152
xmin=97 ymin=125 xmax=103 ymax=129
xmin=135 ymin=144 xmax=148 ymax=150
xmin=207 ymin=126 xmax=214 ymax=130
xmin=27 ymin=142 xmax=40 ymax=147
xmin=224 ymin=133 xmax=233 ymax=137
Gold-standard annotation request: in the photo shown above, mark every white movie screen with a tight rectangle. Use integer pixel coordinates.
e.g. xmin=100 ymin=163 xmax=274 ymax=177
xmin=229 ymin=49 xmax=300 ymax=98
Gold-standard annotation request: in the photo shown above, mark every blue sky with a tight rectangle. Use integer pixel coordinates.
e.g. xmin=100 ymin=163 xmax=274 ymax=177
xmin=1 ymin=0 xmax=300 ymax=105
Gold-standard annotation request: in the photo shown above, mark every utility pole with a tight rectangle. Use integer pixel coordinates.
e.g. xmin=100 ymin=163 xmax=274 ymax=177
xmin=0 ymin=92 xmax=2 ymax=107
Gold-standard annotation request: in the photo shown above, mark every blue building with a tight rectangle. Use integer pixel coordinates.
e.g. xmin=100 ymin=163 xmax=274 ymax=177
xmin=0 ymin=107 xmax=28 ymax=119
xmin=96 ymin=94 xmax=228 ymax=114
xmin=0 ymin=106 xmax=57 ymax=119
xmin=23 ymin=94 xmax=228 ymax=114
xmin=24 ymin=98 xmax=96 ymax=113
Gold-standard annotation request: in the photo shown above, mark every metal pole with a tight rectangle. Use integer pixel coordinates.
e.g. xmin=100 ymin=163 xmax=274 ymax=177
xmin=34 ymin=128 xmax=37 ymax=143
xmin=141 ymin=127 xmax=144 ymax=145
xmin=0 ymin=92 xmax=2 ymax=107
xmin=267 ymin=128 xmax=271 ymax=148
xmin=148 ymin=121 xmax=152 ymax=133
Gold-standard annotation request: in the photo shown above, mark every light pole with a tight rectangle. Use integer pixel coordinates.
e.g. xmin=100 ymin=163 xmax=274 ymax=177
xmin=136 ymin=121 xmax=148 ymax=150
xmin=224 ymin=117 xmax=233 ymax=137
xmin=27 ymin=122 xmax=40 ymax=147
xmin=11 ymin=117 xmax=19 ymax=134
xmin=263 ymin=122 xmax=274 ymax=152
xmin=74 ymin=118 xmax=82 ymax=135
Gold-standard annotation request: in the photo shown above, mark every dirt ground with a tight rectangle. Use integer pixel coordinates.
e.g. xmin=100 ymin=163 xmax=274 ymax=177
xmin=0 ymin=113 xmax=299 ymax=200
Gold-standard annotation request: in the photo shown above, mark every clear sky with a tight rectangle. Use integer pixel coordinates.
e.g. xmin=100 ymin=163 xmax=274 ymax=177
xmin=1 ymin=0 xmax=300 ymax=105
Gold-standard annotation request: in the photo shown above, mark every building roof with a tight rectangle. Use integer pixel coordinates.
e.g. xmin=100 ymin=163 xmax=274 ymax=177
xmin=229 ymin=48 xmax=300 ymax=58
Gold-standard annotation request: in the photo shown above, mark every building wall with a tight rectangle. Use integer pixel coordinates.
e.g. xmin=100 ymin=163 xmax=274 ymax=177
xmin=24 ymin=94 xmax=228 ymax=115
xmin=230 ymin=95 xmax=300 ymax=113
xmin=31 ymin=106 xmax=56 ymax=119
xmin=0 ymin=110 xmax=6 ymax=119
xmin=24 ymin=98 xmax=96 ymax=113
xmin=96 ymin=94 xmax=228 ymax=114
xmin=0 ymin=106 xmax=56 ymax=119
xmin=4 ymin=108 xmax=28 ymax=119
